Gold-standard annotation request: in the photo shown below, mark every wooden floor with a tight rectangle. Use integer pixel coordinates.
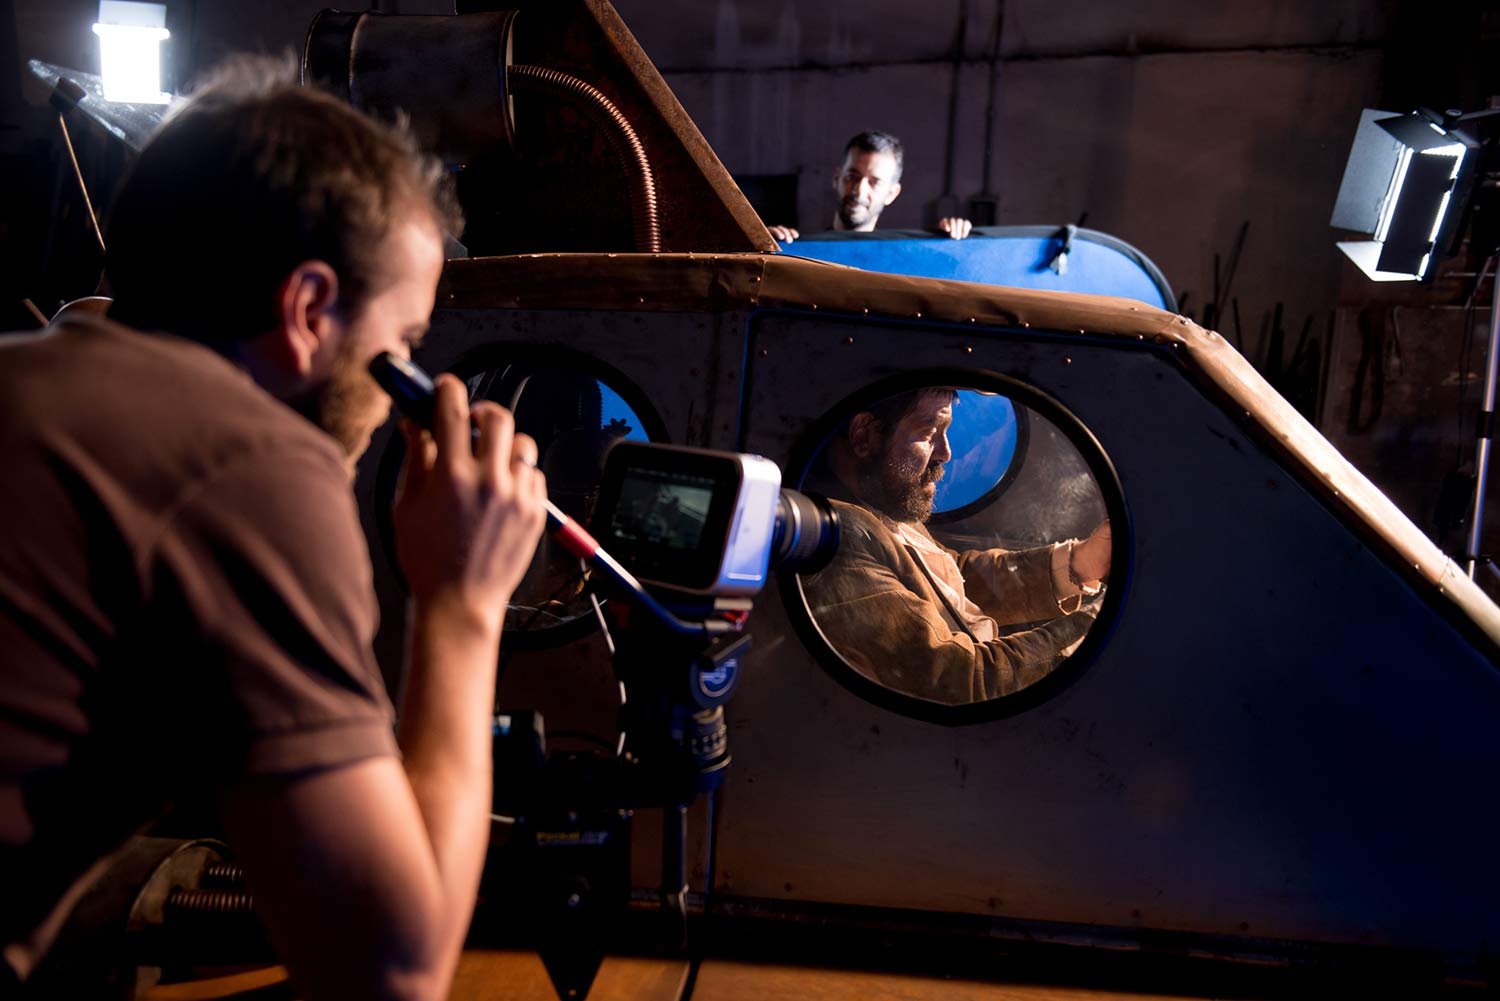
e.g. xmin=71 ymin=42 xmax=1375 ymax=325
xmin=455 ymin=951 xmax=1216 ymax=1001
xmin=140 ymin=951 xmax=1226 ymax=1001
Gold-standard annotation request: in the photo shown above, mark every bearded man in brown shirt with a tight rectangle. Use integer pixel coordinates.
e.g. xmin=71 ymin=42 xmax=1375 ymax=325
xmin=0 ymin=60 xmax=546 ymax=1000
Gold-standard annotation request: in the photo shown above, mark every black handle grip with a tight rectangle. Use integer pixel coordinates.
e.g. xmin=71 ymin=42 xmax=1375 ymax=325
xmin=368 ymin=352 xmax=437 ymax=430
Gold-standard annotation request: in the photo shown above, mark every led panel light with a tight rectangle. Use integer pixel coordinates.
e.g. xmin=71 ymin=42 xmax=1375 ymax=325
xmin=92 ymin=1 xmax=170 ymax=104
xmin=1331 ymin=109 xmax=1478 ymax=282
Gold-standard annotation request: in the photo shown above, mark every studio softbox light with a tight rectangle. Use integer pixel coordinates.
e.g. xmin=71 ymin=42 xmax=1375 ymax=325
xmin=1331 ymin=109 xmax=1478 ymax=282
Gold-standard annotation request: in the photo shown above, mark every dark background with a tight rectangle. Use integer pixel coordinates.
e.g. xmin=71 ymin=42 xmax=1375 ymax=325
xmin=6 ymin=0 xmax=1500 ymax=588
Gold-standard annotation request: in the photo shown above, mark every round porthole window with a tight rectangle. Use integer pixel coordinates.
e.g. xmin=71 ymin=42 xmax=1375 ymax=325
xmin=789 ymin=371 xmax=1126 ymax=721
xmin=374 ymin=347 xmax=667 ymax=649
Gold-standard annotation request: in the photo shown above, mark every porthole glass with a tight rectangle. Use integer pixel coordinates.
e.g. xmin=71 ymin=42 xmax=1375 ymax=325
xmin=464 ymin=364 xmax=655 ymax=642
xmin=929 ymin=390 xmax=1026 ymax=519
xmin=795 ymin=377 xmax=1120 ymax=712
xmin=373 ymin=352 xmax=664 ymax=649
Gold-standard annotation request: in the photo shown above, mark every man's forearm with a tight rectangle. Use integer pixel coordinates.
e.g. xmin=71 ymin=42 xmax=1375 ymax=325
xmin=394 ymin=595 xmax=506 ymax=969
xmin=958 ymin=545 xmax=1069 ymax=625
xmin=216 ymin=596 xmax=512 ymax=1001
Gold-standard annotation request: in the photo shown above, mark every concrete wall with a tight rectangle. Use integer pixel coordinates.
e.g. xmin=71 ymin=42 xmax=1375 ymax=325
xmin=621 ymin=0 xmax=1390 ymax=380
xmin=6 ymin=1 xmax=1394 ymax=339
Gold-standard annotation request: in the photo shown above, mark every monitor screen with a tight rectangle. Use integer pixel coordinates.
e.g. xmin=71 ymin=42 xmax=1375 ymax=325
xmin=608 ymin=468 xmax=715 ymax=552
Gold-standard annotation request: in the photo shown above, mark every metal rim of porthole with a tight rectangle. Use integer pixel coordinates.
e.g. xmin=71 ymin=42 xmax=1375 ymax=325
xmin=372 ymin=342 xmax=670 ymax=653
xmin=780 ymin=365 xmax=1132 ymax=726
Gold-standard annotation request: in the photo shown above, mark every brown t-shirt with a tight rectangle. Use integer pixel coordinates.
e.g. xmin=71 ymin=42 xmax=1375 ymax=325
xmin=0 ymin=318 xmax=397 ymax=969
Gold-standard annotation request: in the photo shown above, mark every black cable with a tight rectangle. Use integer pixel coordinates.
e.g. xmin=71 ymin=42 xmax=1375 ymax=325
xmin=977 ymin=0 xmax=1005 ymax=196
xmin=1286 ymin=313 xmax=1315 ymax=374
xmin=675 ymin=785 xmax=720 ymax=1001
xmin=494 ymin=563 xmax=591 ymax=697
xmin=939 ymin=0 xmax=968 ymax=201
xmin=1348 ymin=307 xmax=1385 ymax=434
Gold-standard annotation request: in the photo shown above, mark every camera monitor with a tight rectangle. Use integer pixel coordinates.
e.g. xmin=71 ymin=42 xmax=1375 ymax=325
xmin=592 ymin=442 xmax=782 ymax=596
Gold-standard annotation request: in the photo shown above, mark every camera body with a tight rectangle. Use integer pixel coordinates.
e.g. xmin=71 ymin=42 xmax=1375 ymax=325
xmin=591 ymin=442 xmax=785 ymax=596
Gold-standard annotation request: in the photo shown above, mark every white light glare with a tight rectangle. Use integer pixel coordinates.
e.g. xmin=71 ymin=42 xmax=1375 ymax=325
xmin=92 ymin=1 xmax=170 ymax=105
xmin=1415 ymin=143 xmax=1468 ymax=278
xmin=1373 ymin=146 xmax=1413 ymax=244
xmin=1337 ymin=240 xmax=1421 ymax=282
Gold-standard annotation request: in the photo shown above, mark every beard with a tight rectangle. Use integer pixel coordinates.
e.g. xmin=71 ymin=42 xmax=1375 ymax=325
xmin=856 ymin=453 xmax=944 ymax=523
xmin=286 ymin=340 xmax=390 ymax=478
xmin=837 ymin=196 xmax=878 ymax=229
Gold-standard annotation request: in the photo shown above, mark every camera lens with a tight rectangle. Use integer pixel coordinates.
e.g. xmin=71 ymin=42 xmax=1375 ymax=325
xmin=771 ymin=489 xmax=840 ymax=575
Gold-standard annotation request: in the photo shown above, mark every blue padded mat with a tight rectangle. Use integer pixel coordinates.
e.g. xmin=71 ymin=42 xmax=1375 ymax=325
xmin=781 ymin=225 xmax=1175 ymax=311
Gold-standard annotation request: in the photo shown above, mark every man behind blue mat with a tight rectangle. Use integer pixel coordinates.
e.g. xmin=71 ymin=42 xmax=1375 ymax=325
xmin=768 ymin=130 xmax=972 ymax=245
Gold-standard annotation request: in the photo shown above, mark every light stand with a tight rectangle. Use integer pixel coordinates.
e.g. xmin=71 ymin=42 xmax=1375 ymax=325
xmin=1332 ymin=107 xmax=1500 ymax=578
xmin=1466 ymin=252 xmax=1500 ymax=577
xmin=48 ymin=77 xmax=106 ymax=259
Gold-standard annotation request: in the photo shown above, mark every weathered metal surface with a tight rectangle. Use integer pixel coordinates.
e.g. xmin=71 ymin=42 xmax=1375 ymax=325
xmin=303 ymin=10 xmax=518 ymax=166
xmin=729 ymin=309 xmax=1499 ymax=951
xmin=451 ymin=0 xmax=774 ymax=254
xmin=356 ymin=251 xmax=1500 ymax=982
xmin=437 ymin=252 xmax=1500 ymax=644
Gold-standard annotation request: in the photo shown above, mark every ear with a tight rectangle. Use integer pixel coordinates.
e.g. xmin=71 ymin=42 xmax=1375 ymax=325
xmin=847 ymin=412 xmax=881 ymax=460
xmin=269 ymin=261 xmax=341 ymax=378
xmin=883 ymin=181 xmax=902 ymax=207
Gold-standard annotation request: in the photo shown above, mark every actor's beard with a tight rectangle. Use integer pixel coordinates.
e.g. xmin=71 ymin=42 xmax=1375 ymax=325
xmin=858 ymin=456 xmax=944 ymax=523
xmin=838 ymin=196 xmax=877 ymax=229
xmin=287 ymin=343 xmax=389 ymax=478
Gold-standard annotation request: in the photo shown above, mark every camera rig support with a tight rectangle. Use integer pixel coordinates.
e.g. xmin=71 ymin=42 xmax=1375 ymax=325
xmin=486 ymin=590 xmax=753 ymax=1001
xmin=478 ymin=441 xmax=836 ymax=1001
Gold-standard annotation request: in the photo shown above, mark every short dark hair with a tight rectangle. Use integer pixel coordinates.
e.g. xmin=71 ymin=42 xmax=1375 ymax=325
xmin=859 ymin=387 xmax=953 ymax=434
xmin=106 ymin=56 xmax=462 ymax=342
xmin=843 ymin=131 xmax=904 ymax=183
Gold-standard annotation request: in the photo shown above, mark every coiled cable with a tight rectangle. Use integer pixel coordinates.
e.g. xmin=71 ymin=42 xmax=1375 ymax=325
xmin=509 ymin=64 xmax=661 ymax=254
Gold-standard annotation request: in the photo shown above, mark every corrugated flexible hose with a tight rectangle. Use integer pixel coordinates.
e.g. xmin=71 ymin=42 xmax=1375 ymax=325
xmin=165 ymin=888 xmax=255 ymax=917
xmin=509 ymin=63 xmax=662 ymax=254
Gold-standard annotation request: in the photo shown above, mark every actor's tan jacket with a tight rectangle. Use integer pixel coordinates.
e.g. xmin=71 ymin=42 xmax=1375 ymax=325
xmin=802 ymin=500 xmax=1095 ymax=705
